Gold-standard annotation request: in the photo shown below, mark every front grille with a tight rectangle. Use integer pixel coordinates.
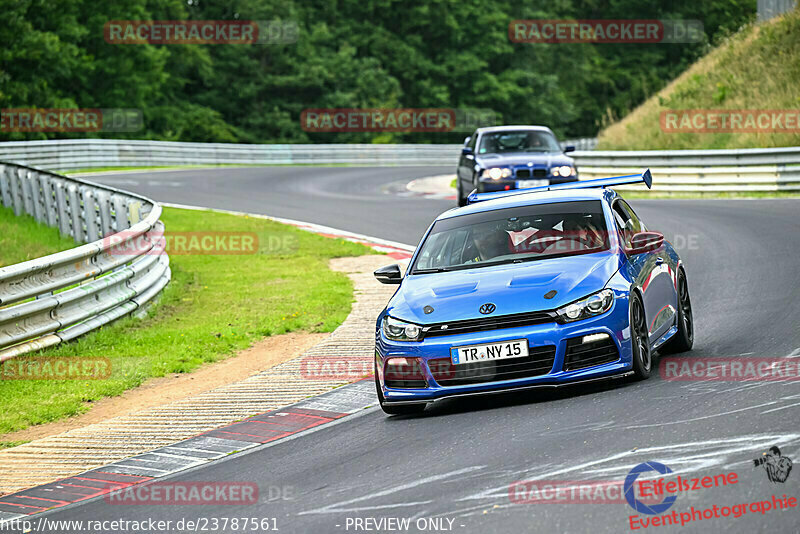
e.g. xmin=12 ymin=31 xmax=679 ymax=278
xmin=514 ymin=169 xmax=548 ymax=179
xmin=422 ymin=310 xmax=556 ymax=339
xmin=429 ymin=345 xmax=556 ymax=386
xmin=563 ymin=335 xmax=619 ymax=371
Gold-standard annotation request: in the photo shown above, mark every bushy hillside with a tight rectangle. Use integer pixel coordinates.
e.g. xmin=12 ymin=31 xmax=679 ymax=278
xmin=598 ymin=7 xmax=800 ymax=149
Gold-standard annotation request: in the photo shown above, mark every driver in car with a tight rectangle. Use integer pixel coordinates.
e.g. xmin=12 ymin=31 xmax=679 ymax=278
xmin=561 ymin=216 xmax=604 ymax=250
xmin=525 ymin=132 xmax=544 ymax=150
xmin=466 ymin=225 xmax=510 ymax=263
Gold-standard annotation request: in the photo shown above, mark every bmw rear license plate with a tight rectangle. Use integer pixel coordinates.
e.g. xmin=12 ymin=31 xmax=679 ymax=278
xmin=450 ymin=339 xmax=528 ymax=365
xmin=517 ymin=179 xmax=548 ymax=188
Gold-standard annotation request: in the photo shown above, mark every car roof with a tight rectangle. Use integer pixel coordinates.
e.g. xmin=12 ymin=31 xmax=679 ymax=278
xmin=437 ymin=188 xmax=618 ymax=220
xmin=474 ymin=125 xmax=554 ymax=135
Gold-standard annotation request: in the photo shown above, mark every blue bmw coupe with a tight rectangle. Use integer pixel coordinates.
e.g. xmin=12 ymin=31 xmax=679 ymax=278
xmin=373 ymin=171 xmax=693 ymax=415
xmin=456 ymin=125 xmax=579 ymax=206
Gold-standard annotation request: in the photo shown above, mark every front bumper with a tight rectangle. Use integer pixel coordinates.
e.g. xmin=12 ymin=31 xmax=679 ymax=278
xmin=478 ymin=175 xmax=579 ymax=192
xmin=375 ymin=297 xmax=633 ymax=405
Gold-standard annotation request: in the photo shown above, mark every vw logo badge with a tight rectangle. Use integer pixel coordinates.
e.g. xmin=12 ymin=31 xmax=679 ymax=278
xmin=479 ymin=303 xmax=496 ymax=314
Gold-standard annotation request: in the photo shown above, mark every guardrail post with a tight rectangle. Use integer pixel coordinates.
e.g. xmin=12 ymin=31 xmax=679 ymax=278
xmin=96 ymin=190 xmax=114 ymax=237
xmin=39 ymin=173 xmax=58 ymax=227
xmin=67 ymin=183 xmax=83 ymax=242
xmin=0 ymin=165 xmax=11 ymax=208
xmin=113 ymin=194 xmax=129 ymax=233
xmin=21 ymin=168 xmax=37 ymax=217
xmin=82 ymin=187 xmax=100 ymax=243
xmin=9 ymin=167 xmax=21 ymax=215
xmin=13 ymin=168 xmax=27 ymax=216
xmin=30 ymin=170 xmax=46 ymax=223
xmin=54 ymin=179 xmax=71 ymax=237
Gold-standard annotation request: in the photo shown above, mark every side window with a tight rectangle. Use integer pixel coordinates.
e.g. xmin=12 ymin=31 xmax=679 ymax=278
xmin=612 ymin=201 xmax=635 ymax=246
xmin=617 ymin=200 xmax=644 ymax=233
xmin=468 ymin=133 xmax=478 ymax=151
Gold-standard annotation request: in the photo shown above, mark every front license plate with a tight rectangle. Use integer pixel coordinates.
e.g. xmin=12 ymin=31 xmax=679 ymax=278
xmin=451 ymin=339 xmax=529 ymax=365
xmin=517 ymin=179 xmax=548 ymax=188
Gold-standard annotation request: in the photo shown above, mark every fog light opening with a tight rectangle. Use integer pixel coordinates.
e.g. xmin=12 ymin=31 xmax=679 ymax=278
xmin=582 ymin=333 xmax=610 ymax=344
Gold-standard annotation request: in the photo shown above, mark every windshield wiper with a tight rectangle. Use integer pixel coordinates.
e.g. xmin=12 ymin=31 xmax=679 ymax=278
xmin=412 ymin=267 xmax=453 ymax=274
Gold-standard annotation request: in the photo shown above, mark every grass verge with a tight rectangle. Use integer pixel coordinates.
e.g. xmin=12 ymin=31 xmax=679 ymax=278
xmin=0 ymin=207 xmax=372 ymax=436
xmin=0 ymin=206 xmax=77 ymax=267
xmin=0 ymin=441 xmax=29 ymax=450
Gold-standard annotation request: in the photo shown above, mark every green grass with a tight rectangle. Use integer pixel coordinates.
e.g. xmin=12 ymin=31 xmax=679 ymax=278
xmin=450 ymin=178 xmax=457 ymax=189
xmin=0 ymin=440 xmax=29 ymax=450
xmin=0 ymin=207 xmax=372 ymax=436
xmin=0 ymin=206 xmax=77 ymax=267
xmin=599 ymin=7 xmax=800 ymax=150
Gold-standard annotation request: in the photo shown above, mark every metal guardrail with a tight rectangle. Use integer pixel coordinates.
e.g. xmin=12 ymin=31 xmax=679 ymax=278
xmin=574 ymin=147 xmax=800 ymax=192
xmin=0 ymin=162 xmax=171 ymax=361
xmin=0 ymin=138 xmax=597 ymax=171
xmin=1 ymin=138 xmax=798 ymax=194
xmin=758 ymin=0 xmax=797 ymax=21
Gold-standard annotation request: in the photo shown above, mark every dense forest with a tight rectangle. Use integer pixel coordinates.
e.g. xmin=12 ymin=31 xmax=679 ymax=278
xmin=1 ymin=0 xmax=756 ymax=143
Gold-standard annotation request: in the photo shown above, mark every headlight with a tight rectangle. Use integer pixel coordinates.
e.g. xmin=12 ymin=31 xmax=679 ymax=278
xmin=481 ymin=168 xmax=511 ymax=180
xmin=383 ymin=316 xmax=423 ymax=341
xmin=552 ymin=165 xmax=574 ymax=177
xmin=556 ymin=289 xmax=614 ymax=323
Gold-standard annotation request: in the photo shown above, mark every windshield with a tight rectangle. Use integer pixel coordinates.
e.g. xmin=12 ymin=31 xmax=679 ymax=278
xmin=478 ymin=130 xmax=562 ymax=154
xmin=412 ymin=201 xmax=609 ymax=273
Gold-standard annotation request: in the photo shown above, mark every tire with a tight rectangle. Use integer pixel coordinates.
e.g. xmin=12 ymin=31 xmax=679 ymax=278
xmin=659 ymin=270 xmax=694 ymax=354
xmin=374 ymin=363 xmax=427 ymax=415
xmin=457 ymin=177 xmax=467 ymax=207
xmin=630 ymin=292 xmax=652 ymax=380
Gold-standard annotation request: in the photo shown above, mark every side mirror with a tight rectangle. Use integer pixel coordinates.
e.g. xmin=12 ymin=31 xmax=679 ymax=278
xmin=626 ymin=231 xmax=664 ymax=255
xmin=564 ymin=145 xmax=576 ymax=153
xmin=374 ymin=264 xmax=402 ymax=284
xmin=463 ymin=136 xmax=471 ymax=146
xmin=461 ymin=146 xmax=473 ymax=156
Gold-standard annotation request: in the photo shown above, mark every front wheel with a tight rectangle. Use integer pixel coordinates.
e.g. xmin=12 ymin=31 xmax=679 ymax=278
xmin=375 ymin=363 xmax=427 ymax=415
xmin=659 ymin=270 xmax=694 ymax=354
xmin=630 ymin=293 xmax=652 ymax=380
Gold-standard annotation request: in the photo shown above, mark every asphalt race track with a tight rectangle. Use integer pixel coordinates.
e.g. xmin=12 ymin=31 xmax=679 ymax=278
xmin=38 ymin=167 xmax=800 ymax=533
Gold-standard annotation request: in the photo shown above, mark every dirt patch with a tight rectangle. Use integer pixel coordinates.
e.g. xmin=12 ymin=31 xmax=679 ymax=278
xmin=1 ymin=331 xmax=327 ymax=444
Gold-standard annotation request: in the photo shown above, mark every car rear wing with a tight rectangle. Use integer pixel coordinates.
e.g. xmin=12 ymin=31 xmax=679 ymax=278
xmin=467 ymin=169 xmax=653 ymax=204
